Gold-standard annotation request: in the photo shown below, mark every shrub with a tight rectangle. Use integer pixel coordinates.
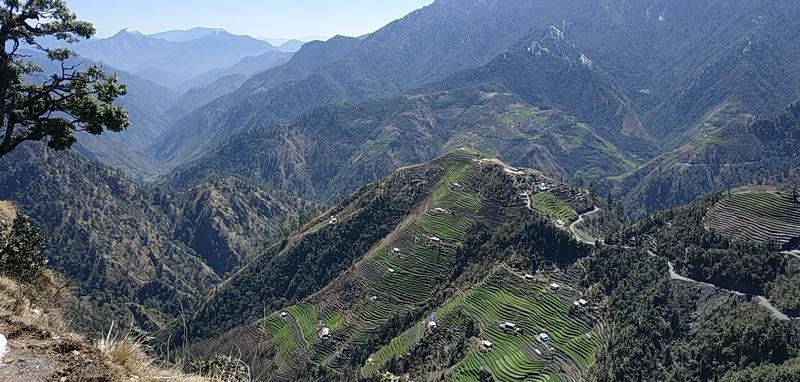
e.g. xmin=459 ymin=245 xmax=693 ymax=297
xmin=0 ymin=214 xmax=48 ymax=282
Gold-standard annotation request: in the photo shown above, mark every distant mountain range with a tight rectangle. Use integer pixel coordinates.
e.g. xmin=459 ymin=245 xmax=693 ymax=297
xmin=146 ymin=0 xmax=800 ymax=213
xmin=63 ymin=27 xmax=306 ymax=93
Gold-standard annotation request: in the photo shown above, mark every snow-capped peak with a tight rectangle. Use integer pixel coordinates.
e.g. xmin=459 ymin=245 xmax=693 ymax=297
xmin=119 ymin=28 xmax=143 ymax=36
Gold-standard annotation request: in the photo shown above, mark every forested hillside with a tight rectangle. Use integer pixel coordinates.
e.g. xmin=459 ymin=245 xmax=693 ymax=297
xmin=0 ymin=144 xmax=315 ymax=334
xmin=168 ymin=83 xmax=638 ymax=201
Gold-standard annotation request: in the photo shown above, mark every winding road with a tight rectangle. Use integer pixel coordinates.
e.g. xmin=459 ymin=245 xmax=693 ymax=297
xmin=647 ymin=250 xmax=797 ymax=322
xmin=569 ymin=207 xmax=602 ymax=246
xmin=783 ymin=250 xmax=800 ymax=261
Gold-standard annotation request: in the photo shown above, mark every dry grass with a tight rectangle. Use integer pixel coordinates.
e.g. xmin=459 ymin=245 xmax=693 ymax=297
xmin=0 ymin=200 xmax=18 ymax=233
xmin=0 ymin=272 xmax=74 ymax=338
xmin=96 ymin=326 xmax=212 ymax=382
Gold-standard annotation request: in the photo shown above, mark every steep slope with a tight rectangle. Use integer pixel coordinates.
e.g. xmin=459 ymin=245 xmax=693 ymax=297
xmin=147 ymin=0 xmax=579 ymax=166
xmin=149 ymin=0 xmax=800 ymax=170
xmin=0 ymin=144 xmax=315 ymax=334
xmin=169 ymin=74 xmax=249 ymax=117
xmin=704 ymin=190 xmax=800 ymax=250
xmin=617 ymin=101 xmax=800 ymax=216
xmin=167 ymin=86 xmax=638 ymax=200
xmin=179 ymin=150 xmax=601 ymax=380
xmin=24 ymin=49 xmax=182 ymax=176
xmin=181 ymin=50 xmax=293 ymax=91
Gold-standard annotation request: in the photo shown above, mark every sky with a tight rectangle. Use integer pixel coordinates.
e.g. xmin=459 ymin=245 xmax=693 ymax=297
xmin=64 ymin=0 xmax=435 ymax=41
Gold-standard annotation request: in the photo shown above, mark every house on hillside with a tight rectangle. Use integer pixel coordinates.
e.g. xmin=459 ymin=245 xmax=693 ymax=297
xmin=549 ymin=283 xmax=561 ymax=291
xmin=481 ymin=340 xmax=494 ymax=352
xmin=499 ymin=321 xmax=521 ymax=334
xmin=329 ymin=216 xmax=339 ymax=225
xmin=319 ymin=327 xmax=331 ymax=340
xmin=428 ymin=316 xmax=438 ymax=330
xmin=429 ymin=236 xmax=441 ymax=243
xmin=392 ymin=247 xmax=401 ymax=254
xmin=538 ymin=333 xmax=551 ymax=343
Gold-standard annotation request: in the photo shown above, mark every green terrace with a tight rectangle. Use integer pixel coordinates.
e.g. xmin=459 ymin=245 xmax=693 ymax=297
xmin=364 ymin=268 xmax=604 ymax=381
xmin=252 ymin=152 xmax=494 ymax=378
xmin=704 ymin=191 xmax=800 ymax=249
xmin=531 ymin=192 xmax=578 ymax=222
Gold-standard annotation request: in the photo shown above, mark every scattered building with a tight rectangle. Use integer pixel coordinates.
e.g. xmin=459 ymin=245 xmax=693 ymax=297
xmin=452 ymin=182 xmax=463 ymax=189
xmin=329 ymin=216 xmax=339 ymax=224
xmin=577 ymin=299 xmax=589 ymax=307
xmin=392 ymin=247 xmax=401 ymax=254
xmin=429 ymin=236 xmax=442 ymax=243
xmin=556 ymin=220 xmax=565 ymax=227
xmin=499 ymin=321 xmax=521 ymax=334
xmin=538 ymin=333 xmax=551 ymax=343
xmin=319 ymin=327 xmax=331 ymax=340
xmin=538 ymin=182 xmax=550 ymax=192
xmin=280 ymin=312 xmax=288 ymax=318
xmin=428 ymin=316 xmax=438 ymax=330
xmin=524 ymin=273 xmax=534 ymax=281
xmin=481 ymin=340 xmax=494 ymax=352
xmin=370 ymin=295 xmax=379 ymax=302
xmin=549 ymin=283 xmax=561 ymax=291
xmin=434 ymin=207 xmax=447 ymax=213
xmin=388 ymin=268 xmax=396 ymax=274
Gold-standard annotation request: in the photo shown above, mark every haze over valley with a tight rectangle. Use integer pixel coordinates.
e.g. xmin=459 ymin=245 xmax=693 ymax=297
xmin=2 ymin=1 xmax=800 ymax=381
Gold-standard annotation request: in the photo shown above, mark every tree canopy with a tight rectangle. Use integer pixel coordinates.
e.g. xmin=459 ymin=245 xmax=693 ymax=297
xmin=0 ymin=0 xmax=128 ymax=157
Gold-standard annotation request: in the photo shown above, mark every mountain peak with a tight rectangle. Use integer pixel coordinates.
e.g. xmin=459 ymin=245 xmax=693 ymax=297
xmin=117 ymin=27 xmax=143 ymax=36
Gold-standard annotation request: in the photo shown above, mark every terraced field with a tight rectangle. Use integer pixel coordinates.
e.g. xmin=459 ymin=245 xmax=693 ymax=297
xmin=704 ymin=191 xmax=800 ymax=248
xmin=247 ymin=151 xmax=513 ymax=379
xmin=365 ymin=268 xmax=605 ymax=382
xmin=531 ymin=192 xmax=578 ymax=222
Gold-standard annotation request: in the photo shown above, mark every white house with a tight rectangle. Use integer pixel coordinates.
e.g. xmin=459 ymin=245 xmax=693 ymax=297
xmin=320 ymin=327 xmax=331 ymax=340
xmin=549 ymin=283 xmax=561 ymax=291
xmin=538 ymin=333 xmax=551 ymax=343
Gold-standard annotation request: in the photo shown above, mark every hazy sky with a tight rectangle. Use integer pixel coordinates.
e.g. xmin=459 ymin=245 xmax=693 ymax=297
xmin=65 ymin=0 xmax=435 ymax=40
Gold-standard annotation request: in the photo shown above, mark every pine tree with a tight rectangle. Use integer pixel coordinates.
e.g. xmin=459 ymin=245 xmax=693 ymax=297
xmin=0 ymin=0 xmax=129 ymax=157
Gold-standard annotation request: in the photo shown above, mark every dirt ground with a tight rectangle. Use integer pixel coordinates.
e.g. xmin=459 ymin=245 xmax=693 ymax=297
xmin=0 ymin=311 xmax=121 ymax=382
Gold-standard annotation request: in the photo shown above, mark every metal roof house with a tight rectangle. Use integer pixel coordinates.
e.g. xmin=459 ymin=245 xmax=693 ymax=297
xmin=538 ymin=333 xmax=551 ymax=343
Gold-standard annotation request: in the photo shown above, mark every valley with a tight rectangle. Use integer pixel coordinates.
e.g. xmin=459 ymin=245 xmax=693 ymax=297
xmin=2 ymin=0 xmax=800 ymax=381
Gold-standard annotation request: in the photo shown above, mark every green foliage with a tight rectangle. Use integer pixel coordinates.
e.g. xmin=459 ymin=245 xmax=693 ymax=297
xmin=768 ymin=273 xmax=800 ymax=316
xmin=0 ymin=213 xmax=47 ymax=282
xmin=721 ymin=357 xmax=800 ymax=382
xmin=588 ymin=248 xmax=678 ymax=382
xmin=613 ymin=195 xmax=787 ymax=295
xmin=0 ymin=0 xmax=128 ymax=157
xmin=670 ymin=301 xmax=800 ymax=381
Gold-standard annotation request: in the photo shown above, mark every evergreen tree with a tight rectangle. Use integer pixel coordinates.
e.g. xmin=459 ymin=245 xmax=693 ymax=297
xmin=0 ymin=0 xmax=128 ymax=157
